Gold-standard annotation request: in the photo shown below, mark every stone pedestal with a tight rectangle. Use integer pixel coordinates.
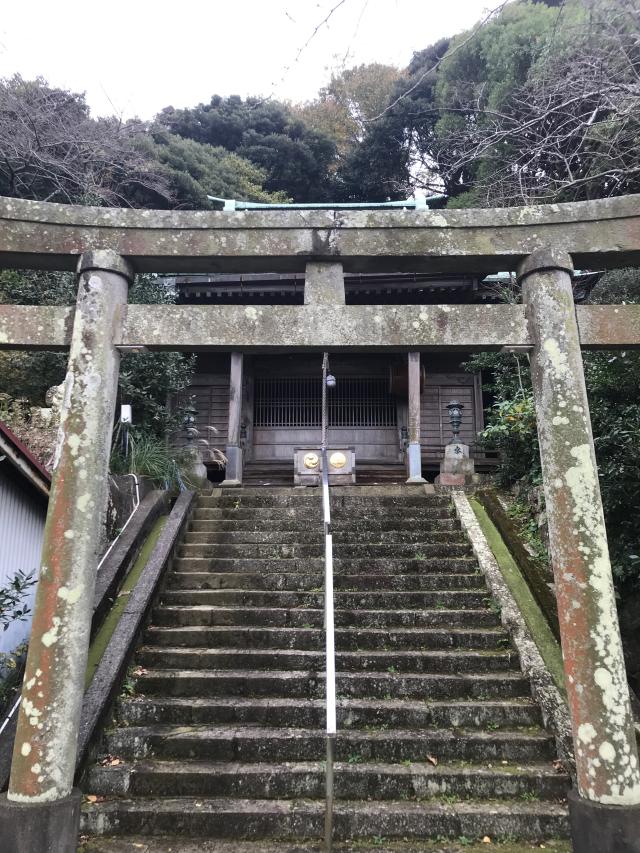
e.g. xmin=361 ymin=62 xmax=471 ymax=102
xmin=435 ymin=442 xmax=475 ymax=486
xmin=181 ymin=447 xmax=210 ymax=491
xmin=221 ymin=444 xmax=243 ymax=487
xmin=0 ymin=788 xmax=82 ymax=853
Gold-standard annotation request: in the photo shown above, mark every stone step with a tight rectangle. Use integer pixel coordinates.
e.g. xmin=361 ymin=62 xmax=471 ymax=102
xmin=132 ymin=669 xmax=530 ymax=700
xmin=165 ymin=572 xmax=486 ymax=592
xmin=189 ymin=518 xmax=460 ymax=533
xmin=81 ymin=485 xmax=570 ymax=849
xmin=198 ymin=494 xmax=451 ymax=507
xmin=80 ymin=796 xmax=569 ymax=841
xmin=152 ymin=606 xmax=502 ymax=629
xmin=192 ymin=507 xmax=455 ymax=521
xmin=159 ymin=589 xmax=489 ymax=609
xmin=178 ymin=543 xmax=472 ymax=559
xmin=143 ymin=626 xmax=507 ymax=652
xmin=77 ymin=836 xmax=573 ymax=853
xmin=117 ymin=696 xmax=542 ymax=730
xmin=184 ymin=530 xmax=323 ymax=544
xmin=136 ymin=647 xmax=518 ymax=674
xmin=182 ymin=530 xmax=466 ymax=546
xmin=222 ymin=485 xmax=426 ymax=495
xmin=87 ymin=759 xmax=569 ymax=802
xmin=172 ymin=557 xmax=479 ymax=575
xmin=104 ymin=725 xmax=555 ymax=764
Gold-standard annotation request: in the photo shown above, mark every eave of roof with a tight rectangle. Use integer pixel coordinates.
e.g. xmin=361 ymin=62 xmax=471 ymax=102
xmin=0 ymin=420 xmax=51 ymax=498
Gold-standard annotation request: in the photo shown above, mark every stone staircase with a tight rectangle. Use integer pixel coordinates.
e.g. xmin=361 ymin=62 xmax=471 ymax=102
xmin=81 ymin=486 xmax=570 ymax=848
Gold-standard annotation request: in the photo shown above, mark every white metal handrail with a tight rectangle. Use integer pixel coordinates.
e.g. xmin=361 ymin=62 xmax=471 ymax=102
xmin=320 ymin=353 xmax=337 ymax=851
xmin=322 ymin=448 xmax=336 ymax=851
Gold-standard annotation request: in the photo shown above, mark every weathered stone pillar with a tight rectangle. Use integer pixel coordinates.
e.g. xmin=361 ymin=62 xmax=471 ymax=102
xmin=0 ymin=251 xmax=132 ymax=852
xmin=222 ymin=351 xmax=244 ymax=486
xmin=520 ymin=247 xmax=640 ymax=852
xmin=406 ymin=352 xmax=426 ymax=484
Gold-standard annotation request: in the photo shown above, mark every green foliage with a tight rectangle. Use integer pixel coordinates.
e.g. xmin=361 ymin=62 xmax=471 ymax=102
xmin=136 ymin=131 xmax=290 ymax=208
xmin=0 ymin=570 xmax=37 ymax=632
xmin=0 ymin=76 xmax=293 ymax=210
xmin=335 ymin=40 xmax=450 ymax=201
xmin=348 ymin=0 xmax=640 ymax=205
xmin=297 ymin=63 xmax=401 ymax=162
xmin=110 ymin=429 xmax=184 ymax=489
xmin=480 ymin=393 xmax=541 ymax=488
xmin=0 ymin=268 xmax=76 ymax=304
xmin=507 ymin=500 xmax=549 ymax=566
xmin=584 ymin=348 xmax=640 ymax=583
xmin=158 ymin=95 xmax=338 ymax=202
xmin=117 ymin=349 xmax=195 ymax=436
xmin=468 ymin=267 xmax=640 ymax=585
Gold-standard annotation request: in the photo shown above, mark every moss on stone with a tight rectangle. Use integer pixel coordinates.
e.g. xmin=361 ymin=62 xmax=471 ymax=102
xmin=469 ymin=497 xmax=566 ymax=697
xmin=84 ymin=517 xmax=167 ymax=688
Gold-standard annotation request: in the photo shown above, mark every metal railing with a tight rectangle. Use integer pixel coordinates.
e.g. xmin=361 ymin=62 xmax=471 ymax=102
xmin=321 ymin=353 xmax=337 ymax=851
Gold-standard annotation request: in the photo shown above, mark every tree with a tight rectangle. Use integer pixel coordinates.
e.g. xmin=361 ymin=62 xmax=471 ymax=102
xmin=136 ymin=130 xmax=289 ymax=207
xmin=158 ymin=95 xmax=338 ymax=201
xmin=0 ymin=75 xmax=175 ymax=207
xmin=433 ymin=0 xmax=640 ymax=205
xmin=334 ymin=41 xmax=451 ymax=201
xmin=297 ymin=63 xmax=401 ymax=161
xmin=0 ymin=76 xmax=290 ymax=210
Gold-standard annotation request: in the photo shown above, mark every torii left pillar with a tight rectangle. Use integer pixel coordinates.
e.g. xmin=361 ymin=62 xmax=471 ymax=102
xmin=0 ymin=250 xmax=133 ymax=853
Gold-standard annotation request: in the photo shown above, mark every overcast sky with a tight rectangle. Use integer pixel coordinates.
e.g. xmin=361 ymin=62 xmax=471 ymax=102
xmin=0 ymin=0 xmax=497 ymax=119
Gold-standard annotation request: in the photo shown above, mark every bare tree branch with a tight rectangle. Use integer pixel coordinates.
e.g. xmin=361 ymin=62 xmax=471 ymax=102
xmin=432 ymin=1 xmax=640 ymax=204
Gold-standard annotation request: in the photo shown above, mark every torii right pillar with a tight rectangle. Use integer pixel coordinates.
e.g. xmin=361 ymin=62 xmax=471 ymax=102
xmin=520 ymin=248 xmax=640 ymax=853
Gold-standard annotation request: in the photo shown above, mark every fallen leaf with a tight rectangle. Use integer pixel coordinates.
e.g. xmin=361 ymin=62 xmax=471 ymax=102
xmin=482 ymin=837 xmax=492 ymax=844
xmin=426 ymin=754 xmax=438 ymax=766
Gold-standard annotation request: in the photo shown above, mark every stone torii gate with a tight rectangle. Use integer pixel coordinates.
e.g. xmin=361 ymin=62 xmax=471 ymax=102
xmin=1 ymin=195 xmax=640 ymax=852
